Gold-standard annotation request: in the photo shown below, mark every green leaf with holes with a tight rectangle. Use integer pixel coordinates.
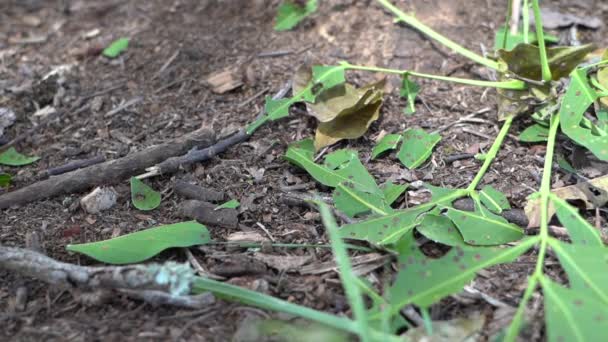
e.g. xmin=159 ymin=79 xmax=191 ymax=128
xmin=519 ymin=123 xmax=549 ymax=142
xmin=274 ymin=0 xmax=318 ymax=31
xmin=66 ymin=221 xmax=210 ymax=264
xmin=0 ymin=173 xmax=10 ymax=187
xmin=389 ymin=237 xmax=537 ymax=310
xmin=284 ymin=139 xmax=381 ymax=194
xmin=479 ymin=185 xmax=510 ymax=214
xmin=372 ymin=133 xmax=402 ymax=159
xmin=400 ymin=75 xmax=420 ymax=115
xmin=333 ymin=182 xmax=392 ymax=218
xmin=338 ymin=205 xmax=429 ymax=244
xmin=416 ymin=214 xmax=465 ymax=247
xmin=550 ymin=240 xmax=608 ymax=305
xmin=542 ymin=278 xmax=608 ymax=342
xmin=397 ymin=128 xmax=441 ymax=169
xmin=381 ymin=182 xmax=408 ymax=205
xmin=446 ymin=202 xmax=523 ymax=245
xmin=552 ymin=195 xmax=603 ymax=246
xmin=102 ymin=37 xmax=129 ymax=58
xmin=130 ymin=177 xmax=161 ymax=211
xmin=312 ymin=65 xmax=346 ymax=93
xmin=559 ymin=68 xmax=608 ymax=161
xmin=215 ymin=199 xmax=240 ymax=210
xmin=246 ymin=96 xmax=295 ymax=134
xmin=0 ymin=147 xmax=39 ymax=166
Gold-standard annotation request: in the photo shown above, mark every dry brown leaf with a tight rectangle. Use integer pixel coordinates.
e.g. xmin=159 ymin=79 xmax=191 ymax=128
xmin=524 ymin=175 xmax=608 ymax=227
xmin=253 ymin=252 xmax=311 ymax=272
xmin=293 ymin=64 xmax=384 ymax=150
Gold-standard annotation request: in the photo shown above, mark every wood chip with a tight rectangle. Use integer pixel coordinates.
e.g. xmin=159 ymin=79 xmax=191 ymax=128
xmin=205 ymin=69 xmax=243 ymax=94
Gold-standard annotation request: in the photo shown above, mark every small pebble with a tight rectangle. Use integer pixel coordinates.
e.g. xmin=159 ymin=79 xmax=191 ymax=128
xmin=80 ymin=186 xmax=118 ymax=214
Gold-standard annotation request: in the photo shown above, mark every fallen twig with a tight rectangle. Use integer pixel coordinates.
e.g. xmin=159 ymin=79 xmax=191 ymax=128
xmin=0 ymin=245 xmax=215 ymax=309
xmin=39 ymin=155 xmax=106 ymax=178
xmin=138 ymin=81 xmax=291 ymax=179
xmin=0 ymin=128 xmax=215 ymax=209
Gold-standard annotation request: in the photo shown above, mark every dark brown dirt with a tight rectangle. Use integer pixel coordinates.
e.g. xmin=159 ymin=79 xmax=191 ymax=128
xmin=1 ymin=0 xmax=607 ymax=340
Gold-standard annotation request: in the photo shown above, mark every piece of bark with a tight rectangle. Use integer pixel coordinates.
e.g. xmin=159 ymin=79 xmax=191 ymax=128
xmin=40 ymin=155 xmax=106 ymax=178
xmin=452 ymin=198 xmax=529 ymax=227
xmin=205 ymin=69 xmax=243 ymax=94
xmin=179 ymin=200 xmax=238 ymax=229
xmin=0 ymin=128 xmax=215 ymax=209
xmin=174 ymin=180 xmax=225 ymax=202
xmin=209 ymin=255 xmax=267 ymax=278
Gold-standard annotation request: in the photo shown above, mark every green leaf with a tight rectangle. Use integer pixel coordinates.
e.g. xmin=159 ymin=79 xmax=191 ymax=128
xmin=493 ymin=25 xmax=558 ymax=51
xmin=542 ymin=278 xmax=608 ymax=342
xmin=312 ymin=65 xmax=346 ymax=92
xmin=400 ymin=75 xmax=420 ymax=115
xmin=274 ymin=0 xmax=318 ymax=31
xmin=371 ymin=133 xmax=402 ymax=159
xmin=0 ymin=147 xmax=39 ymax=166
xmin=550 ymin=240 xmax=608 ymax=304
xmin=284 ymin=139 xmax=381 ymax=194
xmin=130 ymin=177 xmax=161 ymax=211
xmin=519 ymin=123 xmax=549 ymax=142
xmin=215 ymin=199 xmax=240 ymax=210
xmin=397 ymin=128 xmax=441 ymax=169
xmin=0 ymin=173 xmax=10 ymax=187
xmin=338 ymin=206 xmax=430 ymax=244
xmin=446 ymin=202 xmax=523 ymax=245
xmin=479 ymin=185 xmax=511 ymax=214
xmin=66 ymin=221 xmax=210 ymax=264
xmin=552 ymin=196 xmax=603 ymax=246
xmin=389 ymin=237 xmax=537 ymax=310
xmin=416 ymin=214 xmax=465 ymax=247
xmin=381 ymin=182 xmax=408 ymax=205
xmin=246 ymin=96 xmax=296 ymax=134
xmin=560 ymin=68 xmax=608 ymax=161
xmin=102 ymin=37 xmax=129 ymax=58
xmin=333 ymin=182 xmax=392 ymax=218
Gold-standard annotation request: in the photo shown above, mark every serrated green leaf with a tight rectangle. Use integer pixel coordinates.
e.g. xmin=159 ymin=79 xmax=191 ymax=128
xmin=130 ymin=177 xmax=161 ymax=211
xmin=479 ymin=185 xmax=510 ymax=214
xmin=416 ymin=214 xmax=465 ymax=247
xmin=102 ymin=37 xmax=129 ymax=58
xmin=371 ymin=134 xmax=402 ymax=159
xmin=389 ymin=237 xmax=537 ymax=310
xmin=550 ymin=240 xmax=608 ymax=304
xmin=312 ymin=65 xmax=346 ymax=92
xmin=400 ymin=75 xmax=420 ymax=115
xmin=0 ymin=147 xmax=39 ymax=166
xmin=397 ymin=128 xmax=441 ymax=169
xmin=560 ymin=68 xmax=608 ymax=161
xmin=66 ymin=221 xmax=210 ymax=264
xmin=338 ymin=205 xmax=430 ymax=244
xmin=274 ymin=0 xmax=318 ymax=31
xmin=446 ymin=202 xmax=523 ymax=245
xmin=215 ymin=199 xmax=240 ymax=210
xmin=542 ymin=278 xmax=607 ymax=342
xmin=0 ymin=173 xmax=10 ymax=187
xmin=552 ymin=196 xmax=603 ymax=246
xmin=284 ymin=139 xmax=380 ymax=194
xmin=333 ymin=182 xmax=392 ymax=218
xmin=519 ymin=123 xmax=550 ymax=142
xmin=381 ymin=182 xmax=408 ymax=205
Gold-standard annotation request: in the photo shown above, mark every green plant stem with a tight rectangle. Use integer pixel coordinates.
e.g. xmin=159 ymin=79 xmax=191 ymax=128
xmin=531 ymin=0 xmax=551 ymax=81
xmin=342 ymin=63 xmax=526 ymax=90
xmin=504 ymin=113 xmax=560 ymax=341
xmin=317 ymin=201 xmax=371 ymax=342
xmin=466 ymin=116 xmax=514 ymax=191
xmin=192 ymin=277 xmax=400 ymax=341
xmin=502 ymin=0 xmax=513 ymax=49
xmin=522 ymin=0 xmax=530 ymax=43
xmin=375 ymin=0 xmax=500 ymax=70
